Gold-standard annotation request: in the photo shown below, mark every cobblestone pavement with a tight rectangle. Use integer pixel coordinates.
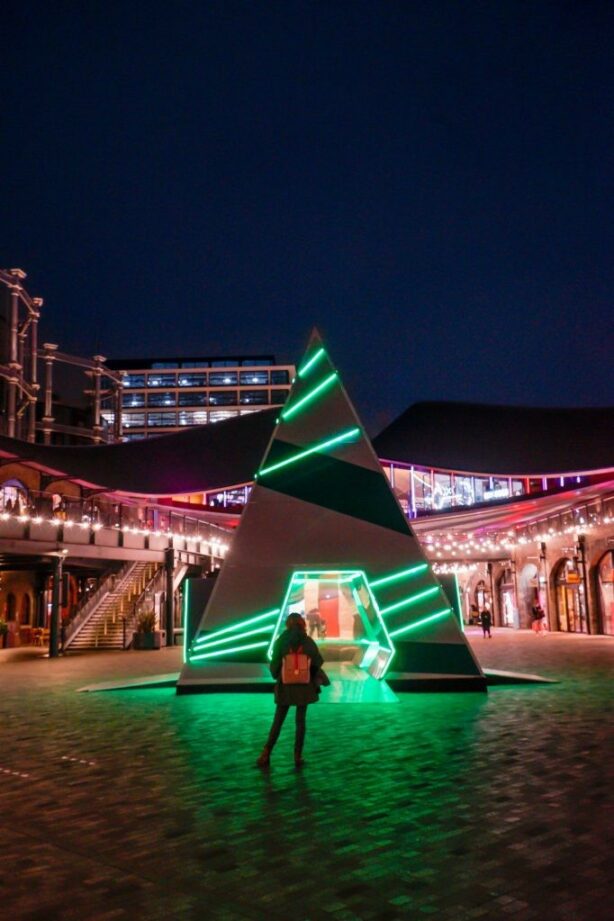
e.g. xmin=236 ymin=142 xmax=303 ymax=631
xmin=1 ymin=631 xmax=612 ymax=921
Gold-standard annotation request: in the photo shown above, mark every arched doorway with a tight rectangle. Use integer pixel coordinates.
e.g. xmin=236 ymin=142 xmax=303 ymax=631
xmin=20 ymin=594 xmax=31 ymax=626
xmin=0 ymin=479 xmax=29 ymax=514
xmin=519 ymin=563 xmax=540 ymax=628
xmin=595 ymin=550 xmax=614 ymax=636
xmin=553 ymin=558 xmax=587 ymax=633
xmin=474 ymin=580 xmax=492 ymax=616
xmin=5 ymin=592 xmax=17 ymax=621
xmin=497 ymin=569 xmax=517 ymax=628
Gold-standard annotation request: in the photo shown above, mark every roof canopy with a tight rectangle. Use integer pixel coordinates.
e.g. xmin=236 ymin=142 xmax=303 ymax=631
xmin=0 ymin=400 xmax=611 ymax=497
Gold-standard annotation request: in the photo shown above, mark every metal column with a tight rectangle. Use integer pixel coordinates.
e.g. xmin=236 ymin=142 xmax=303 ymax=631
xmin=92 ymin=354 xmax=106 ymax=444
xmin=49 ymin=553 xmax=63 ymax=658
xmin=28 ymin=304 xmax=41 ymax=442
xmin=42 ymin=343 xmax=58 ymax=444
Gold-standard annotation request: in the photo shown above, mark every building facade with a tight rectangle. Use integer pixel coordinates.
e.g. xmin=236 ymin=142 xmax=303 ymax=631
xmin=104 ymin=356 xmax=295 ymax=440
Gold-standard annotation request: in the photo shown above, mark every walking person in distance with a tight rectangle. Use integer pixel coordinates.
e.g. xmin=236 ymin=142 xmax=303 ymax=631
xmin=257 ymin=612 xmax=324 ymax=769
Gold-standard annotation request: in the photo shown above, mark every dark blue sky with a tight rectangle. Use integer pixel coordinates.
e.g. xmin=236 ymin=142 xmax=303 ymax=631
xmin=3 ymin=1 xmax=613 ymax=432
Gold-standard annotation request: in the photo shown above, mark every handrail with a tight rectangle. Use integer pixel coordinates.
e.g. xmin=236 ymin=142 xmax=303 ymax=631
xmin=64 ymin=561 xmax=138 ymax=648
xmin=123 ymin=564 xmax=164 ymax=647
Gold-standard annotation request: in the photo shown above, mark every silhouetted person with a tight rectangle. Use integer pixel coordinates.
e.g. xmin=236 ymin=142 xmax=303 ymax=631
xmin=480 ymin=608 xmax=492 ymax=638
xmin=531 ymin=603 xmax=546 ymax=635
xmin=257 ymin=612 xmax=323 ymax=769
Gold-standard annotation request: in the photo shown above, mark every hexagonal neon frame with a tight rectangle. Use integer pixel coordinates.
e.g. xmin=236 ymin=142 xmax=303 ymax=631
xmin=266 ymin=569 xmax=397 ymax=680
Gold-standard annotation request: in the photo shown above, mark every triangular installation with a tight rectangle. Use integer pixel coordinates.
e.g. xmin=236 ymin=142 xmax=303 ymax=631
xmin=178 ymin=331 xmax=486 ymax=694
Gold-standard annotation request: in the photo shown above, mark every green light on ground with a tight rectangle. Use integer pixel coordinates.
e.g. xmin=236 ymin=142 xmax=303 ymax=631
xmin=388 ymin=608 xmax=451 ymax=638
xmin=182 ymin=579 xmax=190 ymax=664
xmin=281 ymin=371 xmax=338 ymax=421
xmin=256 ymin=427 xmax=360 ymax=478
xmin=190 ymin=640 xmax=270 ymax=662
xmin=379 ymin=585 xmax=440 ymax=616
xmin=370 ymin=563 xmax=429 ymax=589
xmin=297 ymin=346 xmax=326 ymax=378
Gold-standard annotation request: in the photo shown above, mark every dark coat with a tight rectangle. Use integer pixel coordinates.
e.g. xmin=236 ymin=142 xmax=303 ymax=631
xmin=270 ymin=627 xmax=323 ymax=706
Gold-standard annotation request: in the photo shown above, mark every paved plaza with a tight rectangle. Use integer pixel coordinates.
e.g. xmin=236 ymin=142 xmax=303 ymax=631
xmin=1 ymin=631 xmax=612 ymax=921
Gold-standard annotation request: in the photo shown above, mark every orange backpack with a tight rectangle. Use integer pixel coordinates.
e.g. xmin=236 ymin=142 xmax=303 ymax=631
xmin=281 ymin=646 xmax=311 ymax=684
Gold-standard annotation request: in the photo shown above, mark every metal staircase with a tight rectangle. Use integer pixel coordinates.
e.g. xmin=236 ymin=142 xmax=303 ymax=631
xmin=65 ymin=561 xmax=161 ymax=651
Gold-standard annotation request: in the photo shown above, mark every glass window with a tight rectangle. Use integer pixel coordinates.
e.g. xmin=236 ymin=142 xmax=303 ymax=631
xmin=240 ymin=370 xmax=269 ymax=385
xmin=147 ymin=391 xmax=176 ymax=407
xmin=209 ymin=391 xmax=238 ymax=406
xmin=147 ymin=412 xmax=177 ymax=427
xmin=243 ymin=358 xmax=270 ymax=366
xmin=411 ymin=468 xmax=433 ymax=511
xmin=392 ymin=466 xmax=410 ymax=515
xmin=211 ymin=360 xmax=238 ymax=368
xmin=270 ymin=369 xmax=289 ymax=385
xmin=484 ymin=478 xmax=510 ymax=501
xmin=178 ymin=410 xmax=208 ymax=426
xmin=178 ymin=373 xmax=207 ymax=387
xmin=240 ymin=390 xmax=268 ymax=405
xmin=178 ymin=392 xmax=206 ymax=406
xmin=433 ymin=472 xmax=453 ymax=510
xmin=210 ymin=410 xmax=238 ymax=423
xmin=270 ymin=388 xmax=290 ymax=404
xmin=511 ymin=479 xmax=524 ymax=497
xmin=152 ymin=361 xmax=178 ymax=369
xmin=181 ymin=359 xmax=209 ymax=368
xmin=209 ymin=371 xmax=238 ymax=386
xmin=454 ymin=476 xmax=475 ymax=506
xmin=122 ymin=392 xmax=145 ymax=407
xmin=122 ymin=413 xmax=146 ymax=428
xmin=123 ymin=433 xmax=146 ymax=442
xmin=147 ymin=373 xmax=176 ymax=387
xmin=123 ymin=374 xmax=145 ymax=388
xmin=473 ymin=478 xmax=488 ymax=503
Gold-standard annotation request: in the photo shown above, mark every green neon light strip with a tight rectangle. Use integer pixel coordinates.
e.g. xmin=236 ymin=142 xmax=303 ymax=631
xmin=190 ymin=640 xmax=269 ymax=662
xmin=281 ymin=372 xmax=338 ymax=421
xmin=294 ymin=575 xmax=359 ymax=584
xmin=453 ymin=573 xmax=464 ymax=634
xmin=388 ymin=608 xmax=451 ymax=638
xmin=257 ymin=427 xmax=360 ymax=478
xmin=193 ymin=623 xmax=275 ymax=652
xmin=182 ymin=580 xmax=190 ymax=664
xmin=297 ymin=347 xmax=326 ymax=378
xmin=379 ymin=585 xmax=440 ymax=616
xmin=370 ymin=563 xmax=429 ymax=589
xmin=192 ymin=608 xmax=280 ymax=646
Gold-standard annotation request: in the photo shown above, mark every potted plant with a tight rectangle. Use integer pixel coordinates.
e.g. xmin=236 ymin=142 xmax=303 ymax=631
xmin=0 ymin=619 xmax=7 ymax=649
xmin=132 ymin=608 xmax=162 ymax=650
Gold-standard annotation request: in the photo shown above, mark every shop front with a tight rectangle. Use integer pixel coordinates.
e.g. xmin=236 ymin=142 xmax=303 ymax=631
xmin=554 ymin=558 xmax=588 ymax=633
xmin=595 ymin=550 xmax=614 ymax=636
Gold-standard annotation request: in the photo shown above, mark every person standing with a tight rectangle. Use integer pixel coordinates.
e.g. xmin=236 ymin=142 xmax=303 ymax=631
xmin=531 ymin=602 xmax=546 ymax=635
xmin=480 ymin=607 xmax=492 ymax=638
xmin=257 ymin=612 xmax=323 ymax=769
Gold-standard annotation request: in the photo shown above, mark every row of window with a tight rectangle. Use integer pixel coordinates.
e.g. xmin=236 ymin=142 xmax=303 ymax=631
xmin=122 ymin=370 xmax=291 ymax=388
xmin=120 ymin=409 xmax=256 ymax=429
xmin=122 ymin=389 xmax=290 ymax=408
xmin=147 ymin=358 xmax=274 ymax=369
xmin=384 ymin=465 xmax=586 ymax=514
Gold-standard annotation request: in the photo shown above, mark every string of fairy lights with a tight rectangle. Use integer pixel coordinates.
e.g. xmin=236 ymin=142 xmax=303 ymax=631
xmin=422 ymin=506 xmax=613 ymax=561
xmin=0 ymin=509 xmax=229 ymax=557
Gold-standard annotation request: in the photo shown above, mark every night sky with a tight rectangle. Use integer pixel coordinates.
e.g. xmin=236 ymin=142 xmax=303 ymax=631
xmin=2 ymin=2 xmax=613 ymax=433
